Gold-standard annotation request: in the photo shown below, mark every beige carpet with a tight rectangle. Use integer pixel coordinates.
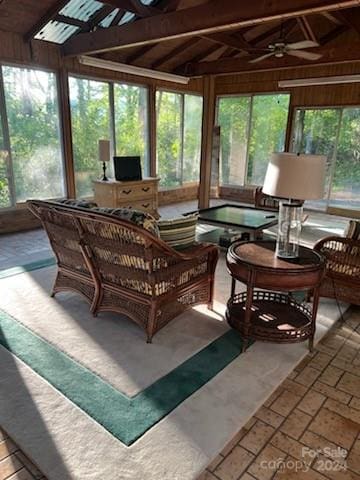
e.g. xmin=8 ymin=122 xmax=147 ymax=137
xmin=0 ymin=254 xmax=345 ymax=480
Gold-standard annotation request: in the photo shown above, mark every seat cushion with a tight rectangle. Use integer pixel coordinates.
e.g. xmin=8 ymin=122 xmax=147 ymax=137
xmin=158 ymin=214 xmax=198 ymax=250
xmin=93 ymin=207 xmax=159 ymax=237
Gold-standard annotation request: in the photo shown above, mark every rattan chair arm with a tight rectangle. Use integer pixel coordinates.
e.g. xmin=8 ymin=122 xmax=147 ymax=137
xmin=314 ymin=235 xmax=360 ymax=252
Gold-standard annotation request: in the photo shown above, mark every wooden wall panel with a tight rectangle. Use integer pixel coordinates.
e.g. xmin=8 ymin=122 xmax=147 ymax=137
xmin=215 ymin=62 xmax=360 ymax=107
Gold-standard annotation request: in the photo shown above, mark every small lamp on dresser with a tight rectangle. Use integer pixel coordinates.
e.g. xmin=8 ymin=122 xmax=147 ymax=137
xmin=263 ymin=152 xmax=326 ymax=259
xmin=98 ymin=139 xmax=110 ymax=181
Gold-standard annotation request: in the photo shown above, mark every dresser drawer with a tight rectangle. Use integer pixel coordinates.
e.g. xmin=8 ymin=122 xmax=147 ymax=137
xmin=117 ymin=198 xmax=155 ymax=213
xmin=116 ymin=183 xmax=155 ymax=201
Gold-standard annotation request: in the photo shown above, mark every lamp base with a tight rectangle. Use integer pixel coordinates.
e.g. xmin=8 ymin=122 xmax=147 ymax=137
xmin=276 ymin=200 xmax=303 ymax=259
xmin=101 ymin=161 xmax=108 ymax=182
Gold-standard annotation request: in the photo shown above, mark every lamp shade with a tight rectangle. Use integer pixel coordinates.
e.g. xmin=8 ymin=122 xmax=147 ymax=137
xmin=98 ymin=139 xmax=110 ymax=163
xmin=262 ymin=153 xmax=327 ymax=200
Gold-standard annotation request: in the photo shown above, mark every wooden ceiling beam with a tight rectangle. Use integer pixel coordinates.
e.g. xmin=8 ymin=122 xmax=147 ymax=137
xmin=125 ymin=44 xmax=158 ymax=63
xmin=297 ymin=16 xmax=318 ymax=42
xmin=62 ymin=0 xmax=360 ymax=56
xmin=333 ymin=9 xmax=360 ymax=35
xmin=110 ymin=9 xmax=127 ymax=26
xmin=321 ymin=11 xmax=343 ymax=24
xmin=151 ymin=37 xmax=200 ymax=68
xmin=175 ymin=44 xmax=224 ymax=74
xmin=201 ymin=32 xmax=252 ymax=52
xmin=55 ymin=14 xmax=86 ymax=29
xmin=24 ymin=0 xmax=70 ymax=42
xmin=101 ymin=0 xmax=159 ymax=17
xmin=181 ymin=40 xmax=360 ymax=75
xmin=319 ymin=24 xmax=348 ymax=43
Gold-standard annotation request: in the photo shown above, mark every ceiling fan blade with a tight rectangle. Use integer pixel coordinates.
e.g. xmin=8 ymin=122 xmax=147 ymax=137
xmin=249 ymin=52 xmax=275 ymax=63
xmin=287 ymin=40 xmax=319 ymax=50
xmin=287 ymin=49 xmax=323 ymax=60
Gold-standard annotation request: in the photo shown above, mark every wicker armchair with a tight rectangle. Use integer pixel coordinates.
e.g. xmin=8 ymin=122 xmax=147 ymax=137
xmin=28 ymin=200 xmax=219 ymax=342
xmin=313 ymin=236 xmax=360 ymax=305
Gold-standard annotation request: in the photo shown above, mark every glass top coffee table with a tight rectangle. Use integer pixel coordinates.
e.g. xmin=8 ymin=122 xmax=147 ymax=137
xmin=191 ymin=204 xmax=278 ymax=245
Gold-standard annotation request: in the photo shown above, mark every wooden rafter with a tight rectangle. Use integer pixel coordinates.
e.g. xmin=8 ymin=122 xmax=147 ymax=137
xmin=151 ymin=37 xmax=201 ymax=68
xmin=333 ymin=9 xmax=360 ymax=35
xmin=101 ymin=0 xmax=159 ymax=17
xmin=248 ymin=18 xmax=297 ymax=46
xmin=24 ymin=0 xmax=70 ymax=42
xmin=55 ymin=14 xmax=85 ymax=29
xmin=297 ymin=16 xmax=318 ymax=42
xmin=320 ymin=24 xmax=348 ymax=43
xmin=125 ymin=44 xmax=158 ymax=63
xmin=201 ymin=32 xmax=252 ymax=52
xmin=62 ymin=0 xmax=360 ymax=56
xmin=321 ymin=11 xmax=343 ymax=24
xmin=110 ymin=9 xmax=127 ymax=26
xmin=181 ymin=40 xmax=360 ymax=75
xmin=175 ymin=44 xmax=225 ymax=74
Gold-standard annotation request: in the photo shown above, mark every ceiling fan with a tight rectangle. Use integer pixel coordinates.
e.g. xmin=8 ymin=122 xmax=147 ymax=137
xmin=249 ymin=40 xmax=323 ymax=64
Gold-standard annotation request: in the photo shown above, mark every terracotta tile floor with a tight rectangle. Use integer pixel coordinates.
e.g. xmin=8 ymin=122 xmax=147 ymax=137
xmin=1 ymin=308 xmax=359 ymax=480
xmin=198 ymin=306 xmax=360 ymax=480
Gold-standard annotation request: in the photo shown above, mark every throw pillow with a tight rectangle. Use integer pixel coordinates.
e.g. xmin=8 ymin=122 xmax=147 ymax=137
xmin=157 ymin=214 xmax=198 ymax=250
xmin=52 ymin=198 xmax=98 ymax=209
xmin=93 ymin=207 xmax=159 ymax=237
xmin=345 ymin=220 xmax=360 ymax=240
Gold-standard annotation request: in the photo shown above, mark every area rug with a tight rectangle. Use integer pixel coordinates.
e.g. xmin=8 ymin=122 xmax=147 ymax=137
xmin=0 ymin=257 xmax=344 ymax=480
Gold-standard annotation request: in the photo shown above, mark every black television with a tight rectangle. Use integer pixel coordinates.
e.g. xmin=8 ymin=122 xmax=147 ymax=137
xmin=114 ymin=156 xmax=142 ymax=182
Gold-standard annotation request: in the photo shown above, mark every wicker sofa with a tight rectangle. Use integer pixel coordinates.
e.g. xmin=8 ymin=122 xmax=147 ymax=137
xmin=28 ymin=199 xmax=219 ymax=342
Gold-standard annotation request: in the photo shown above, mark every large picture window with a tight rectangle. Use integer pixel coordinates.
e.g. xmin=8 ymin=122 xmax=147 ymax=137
xmin=217 ymin=93 xmax=290 ymax=186
xmin=114 ymin=83 xmax=149 ymax=176
xmin=292 ymin=107 xmax=360 ymax=212
xmin=69 ymin=77 xmax=111 ymax=198
xmin=156 ymin=91 xmax=203 ymax=188
xmin=0 ymin=66 xmax=65 ymax=205
xmin=69 ymin=77 xmax=150 ymax=197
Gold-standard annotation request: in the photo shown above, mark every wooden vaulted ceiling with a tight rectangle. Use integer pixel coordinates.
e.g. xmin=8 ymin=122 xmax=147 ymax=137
xmin=1 ymin=0 xmax=360 ymax=76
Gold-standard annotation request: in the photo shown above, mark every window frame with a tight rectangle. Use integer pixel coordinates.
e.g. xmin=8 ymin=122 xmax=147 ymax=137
xmin=0 ymin=62 xmax=66 ymax=209
xmin=156 ymin=88 xmax=203 ymax=189
xmin=68 ymin=72 xmax=151 ymax=191
xmin=216 ymin=91 xmax=291 ymax=188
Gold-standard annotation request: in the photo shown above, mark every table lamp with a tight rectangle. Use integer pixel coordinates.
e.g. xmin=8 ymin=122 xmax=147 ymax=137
xmin=99 ymin=139 xmax=110 ymax=181
xmin=263 ymin=152 xmax=326 ymax=259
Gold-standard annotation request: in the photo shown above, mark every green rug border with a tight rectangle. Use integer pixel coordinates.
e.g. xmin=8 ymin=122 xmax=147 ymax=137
xmin=0 ymin=308 xmax=246 ymax=446
xmin=0 ymin=257 xmax=56 ymax=279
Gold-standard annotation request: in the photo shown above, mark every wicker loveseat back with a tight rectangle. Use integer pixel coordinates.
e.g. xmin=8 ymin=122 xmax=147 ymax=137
xmin=27 ymin=200 xmax=219 ymax=342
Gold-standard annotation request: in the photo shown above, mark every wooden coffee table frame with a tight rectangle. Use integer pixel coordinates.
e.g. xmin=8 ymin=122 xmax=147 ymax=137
xmin=226 ymin=241 xmax=325 ymax=352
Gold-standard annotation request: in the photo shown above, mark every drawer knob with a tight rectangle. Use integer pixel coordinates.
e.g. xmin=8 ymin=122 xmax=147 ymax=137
xmin=142 ymin=203 xmax=150 ymax=208
xmin=142 ymin=187 xmax=150 ymax=192
xmin=122 ymin=189 xmax=132 ymax=195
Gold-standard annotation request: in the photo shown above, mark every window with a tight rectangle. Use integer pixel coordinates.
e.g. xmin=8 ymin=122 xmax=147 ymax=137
xmin=217 ymin=93 xmax=290 ymax=186
xmin=293 ymin=107 xmax=360 ymax=212
xmin=1 ymin=66 xmax=65 ymax=204
xmin=69 ymin=77 xmax=150 ymax=197
xmin=0 ymin=103 xmax=11 ymax=208
xmin=114 ymin=83 xmax=149 ymax=176
xmin=69 ymin=77 xmax=111 ymax=198
xmin=156 ymin=91 xmax=203 ymax=188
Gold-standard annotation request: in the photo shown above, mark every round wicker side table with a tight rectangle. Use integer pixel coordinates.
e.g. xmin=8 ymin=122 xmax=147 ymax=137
xmin=226 ymin=240 xmax=325 ymax=352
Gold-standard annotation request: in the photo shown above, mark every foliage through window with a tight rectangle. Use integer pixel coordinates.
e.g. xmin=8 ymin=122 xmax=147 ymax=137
xmin=69 ymin=77 xmax=150 ymax=197
xmin=0 ymin=66 xmax=65 ymax=205
xmin=69 ymin=77 xmax=111 ymax=198
xmin=114 ymin=83 xmax=149 ymax=176
xmin=293 ymin=107 xmax=360 ymax=211
xmin=217 ymin=93 xmax=290 ymax=186
xmin=156 ymin=91 xmax=203 ymax=188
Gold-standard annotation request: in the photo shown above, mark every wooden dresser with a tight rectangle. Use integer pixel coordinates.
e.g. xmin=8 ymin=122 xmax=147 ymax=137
xmin=93 ymin=178 xmax=159 ymax=218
